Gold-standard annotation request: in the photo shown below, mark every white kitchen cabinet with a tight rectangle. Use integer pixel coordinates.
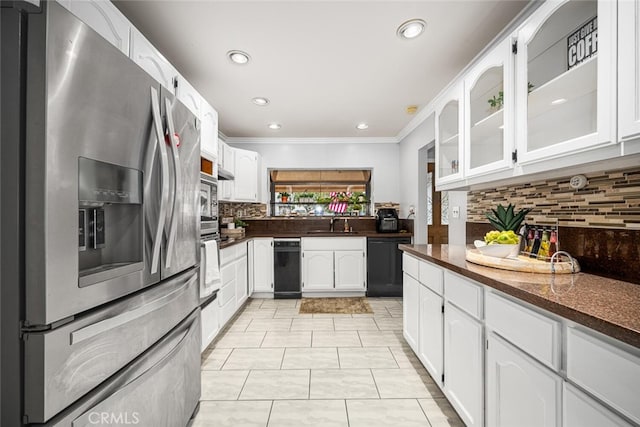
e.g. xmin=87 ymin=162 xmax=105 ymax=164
xmin=235 ymin=255 xmax=248 ymax=307
xmin=64 ymin=0 xmax=130 ymax=56
xmin=301 ymin=238 xmax=366 ymax=292
xmin=486 ymin=332 xmax=562 ymax=427
xmin=444 ymin=302 xmax=484 ymax=427
xmin=218 ymin=242 xmax=247 ymax=327
xmin=200 ymin=298 xmax=220 ymax=353
xmin=619 ymin=0 xmax=640 ymax=142
xmin=564 ymin=382 xmax=633 ymax=427
xmin=302 ymin=251 xmax=334 ymax=290
xmin=435 ymin=82 xmax=464 ymax=186
xmin=464 ymin=37 xmax=515 ymax=178
xmin=515 ymin=0 xmax=616 ymax=164
xmin=200 ymin=101 xmax=218 ymax=161
xmin=218 ymin=140 xmax=235 ymax=174
xmin=566 ymin=326 xmax=640 ymax=424
xmin=486 ymin=291 xmax=561 ymax=371
xmin=233 ymin=148 xmax=259 ymax=202
xmin=249 ymin=238 xmax=274 ymax=293
xmin=175 ymin=74 xmax=202 ymax=119
xmin=334 ymin=250 xmax=365 ymax=290
xmin=130 ymin=28 xmax=177 ymax=93
xmin=402 ymin=272 xmax=420 ymax=352
xmin=418 ymin=283 xmax=443 ymax=384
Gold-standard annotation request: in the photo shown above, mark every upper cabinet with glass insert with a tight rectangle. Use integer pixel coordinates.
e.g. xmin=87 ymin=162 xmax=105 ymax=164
xmin=464 ymin=38 xmax=515 ymax=178
xmin=435 ymin=83 xmax=464 ymax=186
xmin=619 ymin=0 xmax=640 ymax=145
xmin=515 ymin=0 xmax=616 ymax=164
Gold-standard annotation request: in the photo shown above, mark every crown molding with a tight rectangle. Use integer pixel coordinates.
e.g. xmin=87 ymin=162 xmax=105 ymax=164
xmin=224 ymin=136 xmax=400 ymax=145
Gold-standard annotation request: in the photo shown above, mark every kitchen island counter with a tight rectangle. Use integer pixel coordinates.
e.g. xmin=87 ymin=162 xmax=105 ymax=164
xmin=400 ymin=244 xmax=640 ymax=349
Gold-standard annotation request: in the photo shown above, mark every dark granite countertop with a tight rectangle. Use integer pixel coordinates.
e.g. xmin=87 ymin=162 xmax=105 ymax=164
xmin=400 ymin=244 xmax=640 ymax=349
xmin=218 ymin=232 xmax=412 ymax=249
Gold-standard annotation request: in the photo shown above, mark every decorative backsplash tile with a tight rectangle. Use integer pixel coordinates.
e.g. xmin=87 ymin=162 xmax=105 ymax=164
xmin=468 ymin=167 xmax=640 ymax=229
xmin=220 ymin=202 xmax=267 ymax=219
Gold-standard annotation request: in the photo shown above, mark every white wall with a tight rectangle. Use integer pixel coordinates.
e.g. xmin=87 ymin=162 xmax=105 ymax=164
xmin=229 ymin=142 xmax=401 ymax=204
xmin=398 ymin=114 xmax=435 ymax=244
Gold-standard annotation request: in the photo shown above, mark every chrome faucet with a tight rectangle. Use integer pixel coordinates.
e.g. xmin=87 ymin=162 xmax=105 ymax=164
xmin=330 ymin=217 xmax=335 ymax=232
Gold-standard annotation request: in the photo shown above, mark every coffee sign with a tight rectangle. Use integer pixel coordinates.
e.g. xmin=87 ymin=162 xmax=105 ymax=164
xmin=567 ymin=17 xmax=598 ymax=69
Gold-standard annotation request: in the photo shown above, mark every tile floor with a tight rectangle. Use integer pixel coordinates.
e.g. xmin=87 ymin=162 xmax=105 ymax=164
xmin=194 ymin=298 xmax=464 ymax=427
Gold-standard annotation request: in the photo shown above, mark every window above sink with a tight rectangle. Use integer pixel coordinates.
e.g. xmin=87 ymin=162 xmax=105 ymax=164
xmin=269 ymin=169 xmax=372 ymax=217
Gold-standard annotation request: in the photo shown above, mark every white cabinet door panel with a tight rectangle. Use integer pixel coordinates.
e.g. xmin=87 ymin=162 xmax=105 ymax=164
xmin=334 ymin=251 xmax=365 ymax=290
xmin=235 ymin=256 xmax=248 ymax=307
xmin=418 ymin=283 xmax=443 ymax=383
xmin=130 ymin=28 xmax=177 ymax=92
xmin=175 ymin=75 xmax=202 ymax=119
xmin=302 ymin=251 xmax=333 ymax=290
xmin=200 ymin=101 xmax=218 ymax=161
xmin=234 ymin=148 xmax=258 ymax=201
xmin=444 ymin=303 xmax=484 ymax=427
xmin=619 ymin=0 xmax=640 ymax=141
xmin=564 ymin=383 xmax=633 ymax=427
xmin=566 ymin=327 xmax=640 ymax=424
xmin=402 ymin=273 xmax=420 ymax=352
xmin=68 ymin=0 xmax=130 ymax=55
xmin=486 ymin=333 xmax=561 ymax=427
xmin=251 ymin=238 xmax=274 ymax=293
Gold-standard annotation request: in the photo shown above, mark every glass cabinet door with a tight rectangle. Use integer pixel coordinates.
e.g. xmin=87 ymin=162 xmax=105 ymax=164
xmin=516 ymin=0 xmax=616 ymax=164
xmin=619 ymin=0 xmax=640 ymax=143
xmin=464 ymin=37 xmax=514 ymax=177
xmin=435 ymin=83 xmax=463 ymax=186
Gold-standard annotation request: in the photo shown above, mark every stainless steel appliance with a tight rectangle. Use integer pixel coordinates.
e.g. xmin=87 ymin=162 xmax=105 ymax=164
xmin=274 ymin=239 xmax=302 ymax=299
xmin=200 ymin=172 xmax=220 ymax=240
xmin=1 ymin=3 xmax=201 ymax=425
xmin=376 ymin=208 xmax=399 ymax=233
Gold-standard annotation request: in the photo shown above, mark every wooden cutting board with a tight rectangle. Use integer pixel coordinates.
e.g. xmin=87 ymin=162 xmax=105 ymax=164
xmin=466 ymin=248 xmax=580 ymax=274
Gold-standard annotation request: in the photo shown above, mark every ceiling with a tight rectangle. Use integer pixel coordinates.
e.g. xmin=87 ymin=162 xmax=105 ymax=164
xmin=114 ymin=1 xmax=529 ymax=140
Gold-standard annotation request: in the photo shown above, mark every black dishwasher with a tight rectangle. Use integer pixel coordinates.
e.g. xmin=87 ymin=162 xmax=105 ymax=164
xmin=367 ymin=237 xmax=412 ymax=297
xmin=274 ymin=238 xmax=301 ymax=299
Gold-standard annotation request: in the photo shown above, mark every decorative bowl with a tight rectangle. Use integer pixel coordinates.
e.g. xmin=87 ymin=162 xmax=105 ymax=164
xmin=474 ymin=240 xmax=519 ymax=258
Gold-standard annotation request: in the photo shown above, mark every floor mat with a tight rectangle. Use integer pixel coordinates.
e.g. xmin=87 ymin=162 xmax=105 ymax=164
xmin=298 ymin=297 xmax=373 ymax=314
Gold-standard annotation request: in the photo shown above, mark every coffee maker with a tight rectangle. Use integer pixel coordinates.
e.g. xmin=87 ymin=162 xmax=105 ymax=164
xmin=376 ymin=208 xmax=399 ymax=233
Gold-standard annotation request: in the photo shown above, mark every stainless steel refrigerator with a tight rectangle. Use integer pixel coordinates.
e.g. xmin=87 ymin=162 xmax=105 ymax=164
xmin=1 ymin=2 xmax=201 ymax=425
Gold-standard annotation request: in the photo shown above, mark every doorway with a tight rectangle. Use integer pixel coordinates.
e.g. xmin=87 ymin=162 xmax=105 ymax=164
xmin=427 ymin=162 xmax=449 ymax=244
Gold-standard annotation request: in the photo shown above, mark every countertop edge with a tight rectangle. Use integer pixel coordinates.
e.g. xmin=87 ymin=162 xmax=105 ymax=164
xmin=399 ymin=244 xmax=640 ymax=350
xmin=218 ymin=233 xmax=412 ymax=249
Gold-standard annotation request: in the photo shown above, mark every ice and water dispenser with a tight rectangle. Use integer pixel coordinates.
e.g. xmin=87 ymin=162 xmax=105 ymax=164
xmin=78 ymin=157 xmax=144 ymax=287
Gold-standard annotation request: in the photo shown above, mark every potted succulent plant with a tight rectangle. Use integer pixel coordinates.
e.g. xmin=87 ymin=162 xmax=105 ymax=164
xmin=280 ymin=192 xmax=290 ymax=203
xmin=475 ymin=203 xmax=532 ymax=258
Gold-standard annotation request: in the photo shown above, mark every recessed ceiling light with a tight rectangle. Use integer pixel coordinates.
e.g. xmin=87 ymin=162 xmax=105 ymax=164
xmin=551 ymin=98 xmax=567 ymax=105
xmin=252 ymin=97 xmax=270 ymax=106
xmin=356 ymin=123 xmax=369 ymax=130
xmin=227 ymin=50 xmax=250 ymax=65
xmin=397 ymin=19 xmax=426 ymax=40
xmin=406 ymin=105 xmax=418 ymax=114
xmin=268 ymin=123 xmax=281 ymax=130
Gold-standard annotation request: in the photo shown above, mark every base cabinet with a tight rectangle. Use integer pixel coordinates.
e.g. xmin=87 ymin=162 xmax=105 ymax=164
xmin=301 ymin=238 xmax=366 ymax=292
xmin=418 ymin=283 xmax=443 ymax=383
xmin=334 ymin=250 xmax=365 ymax=290
xmin=402 ymin=273 xmax=420 ymax=351
xmin=486 ymin=333 xmax=561 ymax=427
xmin=302 ymin=251 xmax=334 ymax=290
xmin=249 ymin=238 xmax=274 ymax=293
xmin=563 ymin=383 xmax=633 ymax=427
xmin=444 ymin=302 xmax=484 ymax=427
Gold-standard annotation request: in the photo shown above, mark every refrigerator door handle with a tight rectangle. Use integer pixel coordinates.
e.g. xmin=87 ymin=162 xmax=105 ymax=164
xmin=147 ymin=87 xmax=170 ymax=274
xmin=164 ymin=98 xmax=182 ymax=269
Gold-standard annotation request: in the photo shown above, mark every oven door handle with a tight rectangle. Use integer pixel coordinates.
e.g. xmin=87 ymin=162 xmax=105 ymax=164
xmin=164 ymin=98 xmax=182 ymax=268
xmin=147 ymin=87 xmax=169 ymax=275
